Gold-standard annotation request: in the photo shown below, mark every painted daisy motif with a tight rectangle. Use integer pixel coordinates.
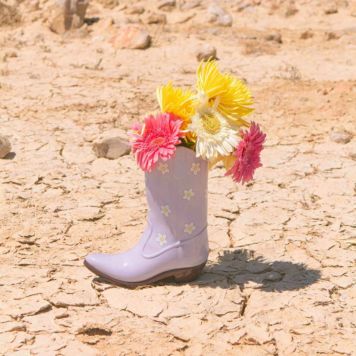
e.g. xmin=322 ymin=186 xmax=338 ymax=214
xmin=158 ymin=162 xmax=169 ymax=174
xmin=161 ymin=205 xmax=171 ymax=217
xmin=190 ymin=162 xmax=201 ymax=175
xmin=184 ymin=223 xmax=196 ymax=235
xmin=183 ymin=189 xmax=195 ymax=201
xmin=156 ymin=233 xmax=167 ymax=246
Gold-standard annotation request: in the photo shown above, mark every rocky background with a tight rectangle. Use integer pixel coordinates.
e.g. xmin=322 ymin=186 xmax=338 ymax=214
xmin=0 ymin=0 xmax=355 ymax=355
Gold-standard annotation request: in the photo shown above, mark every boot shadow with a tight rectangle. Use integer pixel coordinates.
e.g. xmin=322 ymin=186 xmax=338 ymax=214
xmin=192 ymin=249 xmax=321 ymax=292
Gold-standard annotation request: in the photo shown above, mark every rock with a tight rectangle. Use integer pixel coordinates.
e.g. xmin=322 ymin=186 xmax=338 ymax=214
xmin=329 ymin=128 xmax=353 ymax=144
xmin=49 ymin=0 xmax=89 ymax=34
xmin=0 ymin=135 xmax=11 ymax=158
xmin=92 ymin=137 xmax=131 ymax=159
xmin=264 ymin=32 xmax=282 ymax=44
xmin=180 ymin=0 xmax=200 ymax=10
xmin=145 ymin=13 xmax=167 ymax=24
xmin=195 ymin=43 xmax=217 ymax=62
xmin=324 ymin=7 xmax=338 ymax=15
xmin=284 ymin=5 xmax=298 ymax=17
xmin=0 ymin=1 xmax=20 ymax=26
xmin=157 ymin=0 xmax=176 ymax=11
xmin=76 ymin=323 xmax=112 ymax=336
xmin=97 ymin=0 xmax=119 ymax=9
xmin=300 ymin=30 xmax=313 ymax=39
xmin=126 ymin=5 xmax=145 ymax=15
xmin=111 ymin=26 xmax=151 ymax=49
xmin=208 ymin=4 xmax=233 ymax=27
xmin=325 ymin=31 xmax=340 ymax=40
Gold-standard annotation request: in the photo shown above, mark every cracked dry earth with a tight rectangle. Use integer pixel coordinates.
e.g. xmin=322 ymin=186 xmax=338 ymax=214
xmin=1 ymin=1 xmax=356 ymax=355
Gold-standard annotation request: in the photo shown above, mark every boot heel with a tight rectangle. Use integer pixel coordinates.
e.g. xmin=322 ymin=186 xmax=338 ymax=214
xmin=173 ymin=262 xmax=206 ymax=283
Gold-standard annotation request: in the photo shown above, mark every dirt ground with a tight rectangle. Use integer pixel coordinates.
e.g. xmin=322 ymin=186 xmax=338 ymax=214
xmin=0 ymin=0 xmax=355 ymax=355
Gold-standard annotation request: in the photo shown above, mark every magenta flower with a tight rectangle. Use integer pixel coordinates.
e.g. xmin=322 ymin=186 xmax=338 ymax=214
xmin=131 ymin=113 xmax=183 ymax=172
xmin=226 ymin=122 xmax=266 ymax=184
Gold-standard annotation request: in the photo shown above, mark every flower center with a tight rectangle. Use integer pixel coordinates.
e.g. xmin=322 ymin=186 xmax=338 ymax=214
xmin=201 ymin=112 xmax=221 ymax=135
xmin=150 ymin=136 xmax=166 ymax=147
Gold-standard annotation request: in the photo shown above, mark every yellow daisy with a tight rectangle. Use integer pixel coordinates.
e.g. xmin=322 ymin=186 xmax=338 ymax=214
xmin=156 ymin=82 xmax=195 ymax=130
xmin=196 ymin=60 xmax=253 ymax=126
xmin=189 ymin=108 xmax=238 ymax=160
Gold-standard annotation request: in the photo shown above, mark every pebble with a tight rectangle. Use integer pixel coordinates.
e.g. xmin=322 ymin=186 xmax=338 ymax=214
xmin=324 ymin=7 xmax=338 ymax=15
xmin=195 ymin=43 xmax=217 ymax=62
xmin=0 ymin=135 xmax=11 ymax=158
xmin=208 ymin=4 xmax=233 ymax=27
xmin=264 ymin=32 xmax=283 ymax=44
xmin=180 ymin=0 xmax=201 ymax=11
xmin=329 ymin=128 xmax=353 ymax=144
xmin=92 ymin=137 xmax=131 ymax=159
xmin=49 ymin=0 xmax=89 ymax=34
xmin=126 ymin=5 xmax=145 ymax=15
xmin=325 ymin=32 xmax=340 ymax=40
xmin=145 ymin=13 xmax=167 ymax=24
xmin=300 ymin=30 xmax=314 ymax=39
xmin=157 ymin=0 xmax=176 ymax=11
xmin=110 ymin=26 xmax=151 ymax=49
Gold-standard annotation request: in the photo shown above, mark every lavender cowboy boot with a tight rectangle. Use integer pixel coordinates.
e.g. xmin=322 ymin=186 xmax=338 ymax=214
xmin=84 ymin=146 xmax=209 ymax=287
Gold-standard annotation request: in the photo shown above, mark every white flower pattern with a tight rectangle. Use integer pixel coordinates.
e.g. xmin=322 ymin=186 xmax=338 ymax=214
xmin=183 ymin=189 xmax=195 ymax=201
xmin=190 ymin=162 xmax=201 ymax=175
xmin=158 ymin=163 xmax=169 ymax=174
xmin=184 ymin=223 xmax=196 ymax=235
xmin=156 ymin=233 xmax=167 ymax=246
xmin=161 ymin=205 xmax=171 ymax=217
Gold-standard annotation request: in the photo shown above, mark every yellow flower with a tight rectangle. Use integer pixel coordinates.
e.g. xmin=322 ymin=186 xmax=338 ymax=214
xmin=209 ymin=154 xmax=236 ymax=170
xmin=156 ymin=82 xmax=195 ymax=130
xmin=196 ymin=60 xmax=253 ymax=127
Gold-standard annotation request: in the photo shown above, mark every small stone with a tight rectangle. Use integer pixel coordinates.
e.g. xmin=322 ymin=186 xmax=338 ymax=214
xmin=180 ymin=0 xmax=200 ymax=10
xmin=284 ymin=5 xmax=298 ymax=17
xmin=49 ymin=0 xmax=89 ymax=34
xmin=146 ymin=13 xmax=167 ymax=24
xmin=325 ymin=32 xmax=340 ymax=40
xmin=300 ymin=30 xmax=313 ymax=39
xmin=157 ymin=0 xmax=176 ymax=11
xmin=126 ymin=5 xmax=145 ymax=15
xmin=208 ymin=4 xmax=233 ymax=27
xmin=329 ymin=128 xmax=353 ymax=144
xmin=111 ymin=26 xmax=151 ymax=49
xmin=76 ymin=323 xmax=112 ymax=336
xmin=324 ymin=7 xmax=338 ymax=15
xmin=195 ymin=43 xmax=217 ymax=62
xmin=92 ymin=137 xmax=131 ymax=159
xmin=264 ymin=32 xmax=282 ymax=44
xmin=0 ymin=135 xmax=11 ymax=158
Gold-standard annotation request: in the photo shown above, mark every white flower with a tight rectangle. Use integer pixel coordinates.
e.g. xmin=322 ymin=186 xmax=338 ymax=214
xmin=184 ymin=223 xmax=196 ymax=235
xmin=156 ymin=233 xmax=167 ymax=246
xmin=188 ymin=108 xmax=238 ymax=160
xmin=158 ymin=162 xmax=169 ymax=174
xmin=183 ymin=189 xmax=194 ymax=201
xmin=191 ymin=162 xmax=201 ymax=175
xmin=161 ymin=205 xmax=171 ymax=217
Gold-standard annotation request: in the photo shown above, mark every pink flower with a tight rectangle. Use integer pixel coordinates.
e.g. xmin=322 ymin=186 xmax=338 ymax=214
xmin=131 ymin=113 xmax=183 ymax=172
xmin=226 ymin=122 xmax=266 ymax=184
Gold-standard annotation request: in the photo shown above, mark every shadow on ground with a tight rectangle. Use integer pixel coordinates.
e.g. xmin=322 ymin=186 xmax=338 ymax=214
xmin=194 ymin=249 xmax=321 ymax=292
xmin=91 ymin=248 xmax=321 ymax=292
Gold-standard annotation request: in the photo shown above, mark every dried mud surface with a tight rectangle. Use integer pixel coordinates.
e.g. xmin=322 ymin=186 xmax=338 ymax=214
xmin=0 ymin=0 xmax=355 ymax=355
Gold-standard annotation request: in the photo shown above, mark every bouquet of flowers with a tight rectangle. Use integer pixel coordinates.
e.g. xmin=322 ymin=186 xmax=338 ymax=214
xmin=130 ymin=60 xmax=266 ymax=184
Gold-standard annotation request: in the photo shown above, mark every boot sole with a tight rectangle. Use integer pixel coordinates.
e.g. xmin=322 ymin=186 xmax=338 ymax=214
xmin=84 ymin=260 xmax=206 ymax=288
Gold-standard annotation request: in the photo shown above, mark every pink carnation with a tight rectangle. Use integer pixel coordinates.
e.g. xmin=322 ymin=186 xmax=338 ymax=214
xmin=131 ymin=113 xmax=183 ymax=172
xmin=226 ymin=122 xmax=266 ymax=184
